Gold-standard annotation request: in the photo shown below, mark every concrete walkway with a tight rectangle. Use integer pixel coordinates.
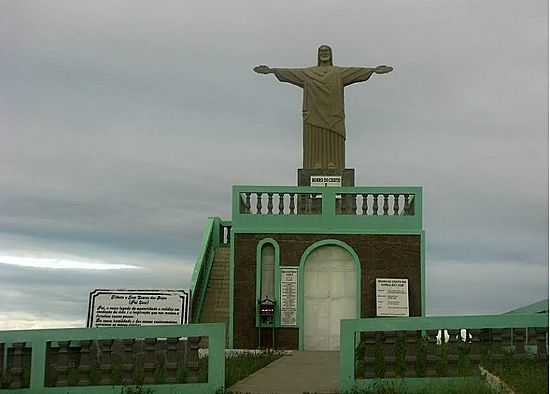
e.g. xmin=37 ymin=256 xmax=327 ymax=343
xmin=228 ymin=351 xmax=340 ymax=394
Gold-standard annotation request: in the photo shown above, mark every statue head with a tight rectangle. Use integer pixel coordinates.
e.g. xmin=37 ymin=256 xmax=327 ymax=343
xmin=317 ymin=45 xmax=333 ymax=66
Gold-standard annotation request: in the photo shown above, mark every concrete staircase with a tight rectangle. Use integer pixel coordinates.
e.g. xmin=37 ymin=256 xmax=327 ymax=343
xmin=199 ymin=247 xmax=230 ymax=332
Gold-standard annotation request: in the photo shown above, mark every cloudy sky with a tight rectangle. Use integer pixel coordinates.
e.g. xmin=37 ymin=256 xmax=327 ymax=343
xmin=0 ymin=1 xmax=547 ymax=330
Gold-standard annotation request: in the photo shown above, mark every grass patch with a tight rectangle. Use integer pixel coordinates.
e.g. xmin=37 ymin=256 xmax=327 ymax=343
xmin=343 ymin=379 xmax=499 ymax=394
xmin=485 ymin=357 xmax=548 ymax=394
xmin=224 ymin=350 xmax=283 ymax=388
xmin=345 ymin=356 xmax=549 ymax=394
xmin=198 ymin=350 xmax=283 ymax=391
xmin=119 ymin=386 xmax=155 ymax=394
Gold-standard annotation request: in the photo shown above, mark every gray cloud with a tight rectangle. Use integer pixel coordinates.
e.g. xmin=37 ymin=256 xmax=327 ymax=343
xmin=0 ymin=0 xmax=547 ymax=328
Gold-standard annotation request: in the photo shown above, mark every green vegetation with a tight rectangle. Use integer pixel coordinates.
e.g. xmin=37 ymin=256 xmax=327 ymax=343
xmin=414 ymin=337 xmax=428 ymax=377
xmin=119 ymin=385 xmax=154 ymax=394
xmin=224 ymin=350 xmax=283 ymax=388
xmin=342 ymin=380 xmax=499 ymax=394
xmin=484 ymin=357 xmax=548 ymax=394
xmin=195 ymin=350 xmax=283 ymax=391
xmin=0 ymin=370 xmax=12 ymax=389
xmin=36 ymin=352 xmax=545 ymax=394
xmin=346 ymin=354 xmax=549 ymax=394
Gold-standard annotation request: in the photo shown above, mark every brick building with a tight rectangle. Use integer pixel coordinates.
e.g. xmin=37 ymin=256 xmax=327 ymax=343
xmin=190 ymin=177 xmax=425 ymax=350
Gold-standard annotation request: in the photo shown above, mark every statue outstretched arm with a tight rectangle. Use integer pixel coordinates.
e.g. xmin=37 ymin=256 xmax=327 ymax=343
xmin=253 ymin=65 xmax=274 ymax=74
xmin=375 ymin=65 xmax=393 ymax=74
xmin=253 ymin=65 xmax=305 ymax=88
xmin=342 ymin=65 xmax=393 ymax=86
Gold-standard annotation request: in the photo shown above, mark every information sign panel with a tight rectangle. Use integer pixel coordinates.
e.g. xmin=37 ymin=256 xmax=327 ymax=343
xmin=376 ymin=278 xmax=409 ymax=317
xmin=87 ymin=289 xmax=190 ymax=328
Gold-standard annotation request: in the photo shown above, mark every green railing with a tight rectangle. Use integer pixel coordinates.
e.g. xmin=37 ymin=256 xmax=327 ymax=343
xmin=0 ymin=323 xmax=225 ymax=394
xmin=340 ymin=314 xmax=549 ymax=392
xmin=190 ymin=217 xmax=231 ymax=323
xmin=232 ymin=185 xmax=422 ymax=234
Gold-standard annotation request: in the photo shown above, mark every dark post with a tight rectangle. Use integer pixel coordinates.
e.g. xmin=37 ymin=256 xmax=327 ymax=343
xmin=98 ymin=339 xmax=113 ymax=385
xmin=186 ymin=336 xmax=201 ymax=383
xmin=142 ymin=338 xmax=157 ymax=384
xmin=165 ymin=338 xmax=178 ymax=383
xmin=77 ymin=340 xmax=92 ymax=386
xmin=9 ymin=343 xmax=25 ymax=389
xmin=121 ymin=339 xmax=135 ymax=385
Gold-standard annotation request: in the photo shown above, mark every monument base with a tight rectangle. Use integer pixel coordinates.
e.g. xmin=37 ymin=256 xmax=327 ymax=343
xmin=296 ymin=168 xmax=356 ymax=214
xmin=297 ymin=168 xmax=355 ymax=187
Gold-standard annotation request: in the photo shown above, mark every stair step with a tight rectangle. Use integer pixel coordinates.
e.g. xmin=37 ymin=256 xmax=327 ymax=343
xmin=197 ymin=246 xmax=230 ymax=331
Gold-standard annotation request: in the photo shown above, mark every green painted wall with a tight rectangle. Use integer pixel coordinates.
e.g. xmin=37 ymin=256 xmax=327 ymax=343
xmin=0 ymin=323 xmax=225 ymax=394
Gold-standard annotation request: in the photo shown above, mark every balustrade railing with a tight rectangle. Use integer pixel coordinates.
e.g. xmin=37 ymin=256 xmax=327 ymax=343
xmin=336 ymin=193 xmax=416 ymax=216
xmin=220 ymin=221 xmax=232 ymax=245
xmin=340 ymin=314 xmax=549 ymax=392
xmin=0 ymin=342 xmax=31 ymax=389
xmin=40 ymin=337 xmax=201 ymax=387
xmin=233 ymin=186 xmax=422 ymax=232
xmin=239 ymin=191 xmax=322 ymax=215
xmin=0 ymin=323 xmax=224 ymax=393
xmin=358 ymin=328 xmax=547 ymax=379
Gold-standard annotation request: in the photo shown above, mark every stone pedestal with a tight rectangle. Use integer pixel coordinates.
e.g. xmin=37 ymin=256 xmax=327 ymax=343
xmin=297 ymin=168 xmax=355 ymax=187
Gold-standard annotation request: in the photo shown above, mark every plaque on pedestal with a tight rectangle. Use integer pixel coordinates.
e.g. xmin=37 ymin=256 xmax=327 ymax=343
xmin=297 ymin=168 xmax=355 ymax=187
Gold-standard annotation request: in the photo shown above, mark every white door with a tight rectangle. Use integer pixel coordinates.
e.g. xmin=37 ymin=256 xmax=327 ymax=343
xmin=303 ymin=245 xmax=357 ymax=351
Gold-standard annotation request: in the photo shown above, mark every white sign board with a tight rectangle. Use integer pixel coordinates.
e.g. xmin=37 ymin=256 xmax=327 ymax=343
xmin=310 ymin=175 xmax=342 ymax=187
xmin=280 ymin=267 xmax=298 ymax=326
xmin=87 ymin=289 xmax=190 ymax=328
xmin=376 ymin=278 xmax=409 ymax=317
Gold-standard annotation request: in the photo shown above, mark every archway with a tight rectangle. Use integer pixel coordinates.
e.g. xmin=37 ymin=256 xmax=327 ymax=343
xmin=302 ymin=243 xmax=359 ymax=351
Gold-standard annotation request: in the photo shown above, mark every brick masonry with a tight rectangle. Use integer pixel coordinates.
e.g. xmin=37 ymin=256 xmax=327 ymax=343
xmin=233 ymin=233 xmax=422 ymax=349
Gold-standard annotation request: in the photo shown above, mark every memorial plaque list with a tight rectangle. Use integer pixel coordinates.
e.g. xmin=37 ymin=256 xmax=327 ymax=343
xmin=280 ymin=268 xmax=298 ymax=326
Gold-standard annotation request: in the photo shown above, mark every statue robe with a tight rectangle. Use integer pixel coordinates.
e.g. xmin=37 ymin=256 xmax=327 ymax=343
xmin=273 ymin=66 xmax=375 ymax=169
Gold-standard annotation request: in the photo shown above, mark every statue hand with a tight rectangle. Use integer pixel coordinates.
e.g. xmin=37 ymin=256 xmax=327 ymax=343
xmin=374 ymin=65 xmax=393 ymax=74
xmin=253 ymin=65 xmax=272 ymax=74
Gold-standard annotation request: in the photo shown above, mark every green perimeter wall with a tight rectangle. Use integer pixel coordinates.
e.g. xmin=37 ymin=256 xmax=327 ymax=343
xmin=0 ymin=323 xmax=225 ymax=394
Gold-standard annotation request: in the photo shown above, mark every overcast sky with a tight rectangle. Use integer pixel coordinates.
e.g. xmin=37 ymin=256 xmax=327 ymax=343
xmin=0 ymin=0 xmax=548 ymax=330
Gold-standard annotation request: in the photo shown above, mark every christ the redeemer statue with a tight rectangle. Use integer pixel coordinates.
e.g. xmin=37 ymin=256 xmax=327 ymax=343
xmin=254 ymin=45 xmax=392 ymax=170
